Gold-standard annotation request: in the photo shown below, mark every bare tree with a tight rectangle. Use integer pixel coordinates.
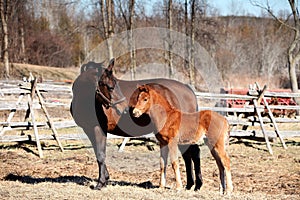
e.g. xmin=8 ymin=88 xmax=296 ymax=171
xmin=167 ymin=0 xmax=174 ymax=78
xmin=129 ymin=0 xmax=136 ymax=80
xmin=0 ymin=0 xmax=10 ymax=77
xmin=252 ymin=0 xmax=300 ymax=105
xmin=189 ymin=0 xmax=196 ymax=86
xmin=184 ymin=0 xmax=188 ymax=70
xmin=100 ymin=0 xmax=115 ymax=59
xmin=117 ymin=0 xmax=136 ymax=79
xmin=286 ymin=0 xmax=300 ymax=103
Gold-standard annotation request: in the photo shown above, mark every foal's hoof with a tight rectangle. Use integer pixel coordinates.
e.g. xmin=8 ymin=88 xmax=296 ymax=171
xmin=175 ymin=186 xmax=183 ymax=191
xmin=224 ymin=187 xmax=233 ymax=196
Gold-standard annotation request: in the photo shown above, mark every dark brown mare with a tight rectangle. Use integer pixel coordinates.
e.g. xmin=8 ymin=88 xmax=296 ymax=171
xmin=70 ymin=59 xmax=202 ymax=190
xmin=131 ymin=84 xmax=233 ymax=194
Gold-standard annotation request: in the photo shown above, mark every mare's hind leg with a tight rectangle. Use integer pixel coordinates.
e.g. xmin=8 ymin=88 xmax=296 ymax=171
xmin=180 ymin=144 xmax=203 ymax=191
xmin=179 ymin=145 xmax=194 ymax=190
xmin=168 ymin=139 xmax=182 ymax=190
xmin=190 ymin=144 xmax=203 ymax=191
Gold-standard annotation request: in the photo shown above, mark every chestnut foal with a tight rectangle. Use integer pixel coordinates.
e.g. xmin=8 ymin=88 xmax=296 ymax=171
xmin=131 ymin=84 xmax=233 ymax=194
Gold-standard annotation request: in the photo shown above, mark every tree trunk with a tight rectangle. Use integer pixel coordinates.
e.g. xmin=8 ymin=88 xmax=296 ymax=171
xmin=0 ymin=0 xmax=10 ymax=78
xmin=101 ymin=0 xmax=114 ymax=60
xmin=167 ymin=0 xmax=174 ymax=79
xmin=287 ymin=0 xmax=300 ymax=107
xmin=107 ymin=0 xmax=114 ymax=60
xmin=184 ymin=0 xmax=189 ymax=71
xmin=129 ymin=0 xmax=136 ymax=80
xmin=189 ymin=0 xmax=196 ymax=86
xmin=18 ymin=7 xmax=26 ymax=63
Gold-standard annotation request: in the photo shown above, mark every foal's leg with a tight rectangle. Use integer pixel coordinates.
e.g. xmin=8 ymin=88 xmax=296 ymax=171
xmin=210 ymin=147 xmax=226 ymax=194
xmin=210 ymin=143 xmax=233 ymax=195
xmin=159 ymin=143 xmax=169 ymax=188
xmin=215 ymin=144 xmax=233 ymax=194
xmin=168 ymin=140 xmax=182 ymax=190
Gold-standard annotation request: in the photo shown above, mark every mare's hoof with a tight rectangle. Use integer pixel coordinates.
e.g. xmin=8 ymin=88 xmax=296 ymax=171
xmin=185 ymin=183 xmax=194 ymax=190
xmin=91 ymin=182 xmax=107 ymax=190
xmin=194 ymin=182 xmax=203 ymax=191
xmin=194 ymin=186 xmax=201 ymax=191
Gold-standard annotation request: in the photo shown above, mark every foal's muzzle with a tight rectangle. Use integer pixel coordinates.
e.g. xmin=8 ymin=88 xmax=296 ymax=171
xmin=132 ymin=108 xmax=142 ymax=118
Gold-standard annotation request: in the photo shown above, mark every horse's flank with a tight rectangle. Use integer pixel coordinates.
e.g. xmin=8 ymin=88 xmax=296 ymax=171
xmin=132 ymin=84 xmax=229 ymax=146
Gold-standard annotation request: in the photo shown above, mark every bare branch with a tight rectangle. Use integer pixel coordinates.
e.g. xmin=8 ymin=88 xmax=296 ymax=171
xmin=250 ymin=0 xmax=296 ymax=30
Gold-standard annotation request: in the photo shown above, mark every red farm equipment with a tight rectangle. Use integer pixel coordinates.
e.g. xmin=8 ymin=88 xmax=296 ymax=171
xmin=222 ymin=88 xmax=297 ymax=117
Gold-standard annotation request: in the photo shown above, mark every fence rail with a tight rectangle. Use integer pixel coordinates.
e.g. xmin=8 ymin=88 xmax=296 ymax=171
xmin=0 ymin=81 xmax=299 ymax=155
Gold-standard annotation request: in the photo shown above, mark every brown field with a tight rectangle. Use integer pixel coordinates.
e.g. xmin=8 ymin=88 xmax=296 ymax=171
xmin=0 ymin=135 xmax=299 ymax=200
xmin=0 ymin=64 xmax=299 ymax=199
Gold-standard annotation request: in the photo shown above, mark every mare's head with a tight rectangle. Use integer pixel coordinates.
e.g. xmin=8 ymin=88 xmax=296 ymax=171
xmin=96 ymin=58 xmax=126 ymax=113
xmin=132 ymin=85 xmax=153 ymax=118
xmin=81 ymin=61 xmax=105 ymax=75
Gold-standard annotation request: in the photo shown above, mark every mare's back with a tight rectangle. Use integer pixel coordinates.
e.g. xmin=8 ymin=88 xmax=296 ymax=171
xmin=126 ymin=79 xmax=196 ymax=112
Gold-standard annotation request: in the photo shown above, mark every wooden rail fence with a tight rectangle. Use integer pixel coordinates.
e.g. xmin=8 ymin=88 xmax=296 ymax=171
xmin=0 ymin=80 xmax=299 ymax=155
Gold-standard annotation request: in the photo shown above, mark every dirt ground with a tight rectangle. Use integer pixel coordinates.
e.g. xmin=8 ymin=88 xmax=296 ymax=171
xmin=0 ymin=77 xmax=299 ymax=199
xmin=0 ymin=134 xmax=299 ymax=200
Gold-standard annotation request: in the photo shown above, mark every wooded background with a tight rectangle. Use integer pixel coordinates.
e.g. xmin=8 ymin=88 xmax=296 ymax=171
xmin=0 ymin=0 xmax=299 ymax=92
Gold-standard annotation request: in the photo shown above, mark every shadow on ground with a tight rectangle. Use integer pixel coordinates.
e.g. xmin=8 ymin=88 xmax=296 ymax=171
xmin=4 ymin=173 xmax=158 ymax=190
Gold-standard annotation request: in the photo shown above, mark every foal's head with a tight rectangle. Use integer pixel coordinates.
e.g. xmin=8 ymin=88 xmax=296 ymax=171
xmin=132 ymin=85 xmax=152 ymax=118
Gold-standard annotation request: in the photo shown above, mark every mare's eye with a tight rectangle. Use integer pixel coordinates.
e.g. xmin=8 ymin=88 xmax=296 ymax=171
xmin=144 ymin=98 xmax=147 ymax=101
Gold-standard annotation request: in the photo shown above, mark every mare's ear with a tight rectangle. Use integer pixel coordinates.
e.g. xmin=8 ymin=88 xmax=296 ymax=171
xmin=107 ymin=58 xmax=115 ymax=72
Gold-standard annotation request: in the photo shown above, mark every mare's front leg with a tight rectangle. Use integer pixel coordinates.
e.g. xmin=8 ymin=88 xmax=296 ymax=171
xmin=95 ymin=125 xmax=109 ymax=189
xmin=87 ymin=125 xmax=109 ymax=190
xmin=168 ymin=139 xmax=182 ymax=190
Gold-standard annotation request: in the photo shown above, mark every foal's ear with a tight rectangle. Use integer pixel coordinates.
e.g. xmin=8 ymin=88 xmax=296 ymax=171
xmin=138 ymin=84 xmax=149 ymax=92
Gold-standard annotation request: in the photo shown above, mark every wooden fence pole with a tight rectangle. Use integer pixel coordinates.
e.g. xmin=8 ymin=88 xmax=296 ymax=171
xmin=28 ymin=79 xmax=44 ymax=158
xmin=35 ymin=87 xmax=64 ymax=152
xmin=262 ymin=97 xmax=287 ymax=149
xmin=253 ymin=99 xmax=273 ymax=155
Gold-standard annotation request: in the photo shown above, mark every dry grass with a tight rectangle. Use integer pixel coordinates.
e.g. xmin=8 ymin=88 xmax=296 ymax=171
xmin=0 ymin=63 xmax=299 ymax=199
xmin=0 ymin=136 xmax=299 ymax=200
xmin=0 ymin=63 xmax=79 ymax=81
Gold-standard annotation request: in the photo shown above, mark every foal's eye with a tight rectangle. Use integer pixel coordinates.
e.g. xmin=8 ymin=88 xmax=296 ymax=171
xmin=144 ymin=98 xmax=148 ymax=101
